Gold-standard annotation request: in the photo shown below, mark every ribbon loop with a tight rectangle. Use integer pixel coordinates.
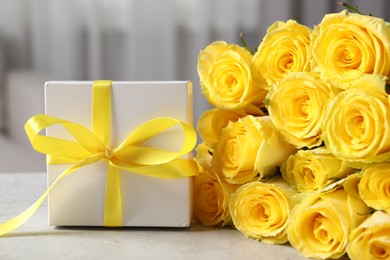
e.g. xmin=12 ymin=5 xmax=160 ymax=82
xmin=114 ymin=118 xmax=197 ymax=165
xmin=25 ymin=115 xmax=106 ymax=162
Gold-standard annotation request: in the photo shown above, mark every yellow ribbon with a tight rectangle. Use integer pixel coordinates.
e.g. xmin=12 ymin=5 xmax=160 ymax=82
xmin=0 ymin=80 xmax=198 ymax=236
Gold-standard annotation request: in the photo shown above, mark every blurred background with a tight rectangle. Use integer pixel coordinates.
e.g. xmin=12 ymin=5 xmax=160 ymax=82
xmin=0 ymin=0 xmax=389 ymax=172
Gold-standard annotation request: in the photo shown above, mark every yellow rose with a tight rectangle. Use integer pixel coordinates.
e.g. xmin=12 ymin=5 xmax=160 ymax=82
xmin=267 ymin=72 xmax=339 ymax=149
xmin=343 ymin=172 xmax=363 ymax=201
xmin=359 ymin=163 xmax=390 ymax=213
xmin=197 ymin=108 xmax=248 ymax=149
xmin=194 ymin=142 xmax=213 ymax=171
xmin=193 ymin=168 xmax=239 ymax=226
xmin=287 ymin=176 xmax=370 ymax=259
xmin=251 ymin=20 xmax=312 ymax=90
xmin=212 ymin=115 xmax=296 ymax=184
xmin=322 ymin=75 xmax=390 ymax=167
xmin=197 ymin=41 xmax=267 ymax=110
xmin=254 ymin=117 xmax=297 ymax=178
xmin=281 ymin=147 xmax=354 ymax=192
xmin=311 ymin=10 xmax=390 ymax=89
xmin=229 ymin=178 xmax=297 ymax=244
xmin=347 ymin=210 xmax=390 ymax=260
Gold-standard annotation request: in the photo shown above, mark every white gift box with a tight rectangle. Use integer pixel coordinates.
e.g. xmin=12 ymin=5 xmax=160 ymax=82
xmin=45 ymin=81 xmax=193 ymax=227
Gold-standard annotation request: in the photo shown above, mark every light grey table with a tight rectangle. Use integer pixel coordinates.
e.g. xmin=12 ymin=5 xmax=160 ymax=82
xmin=0 ymin=172 xmax=305 ymax=260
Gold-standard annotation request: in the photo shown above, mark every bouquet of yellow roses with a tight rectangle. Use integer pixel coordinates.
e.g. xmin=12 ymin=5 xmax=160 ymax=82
xmin=193 ymin=3 xmax=390 ymax=259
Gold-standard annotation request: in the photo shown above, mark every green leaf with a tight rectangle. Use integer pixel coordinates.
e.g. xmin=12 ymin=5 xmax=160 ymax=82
xmin=239 ymin=32 xmax=256 ymax=55
xmin=337 ymin=2 xmax=363 ymax=14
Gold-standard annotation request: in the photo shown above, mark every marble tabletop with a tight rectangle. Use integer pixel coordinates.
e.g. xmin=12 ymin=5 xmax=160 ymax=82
xmin=0 ymin=172 xmax=305 ymax=260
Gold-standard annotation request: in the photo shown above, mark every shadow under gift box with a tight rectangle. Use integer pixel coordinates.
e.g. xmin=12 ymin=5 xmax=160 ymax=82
xmin=45 ymin=81 xmax=194 ymax=227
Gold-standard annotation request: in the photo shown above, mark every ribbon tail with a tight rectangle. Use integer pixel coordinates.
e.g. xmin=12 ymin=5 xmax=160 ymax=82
xmin=104 ymin=164 xmax=122 ymax=227
xmin=0 ymin=155 xmax=101 ymax=237
xmin=0 ymin=187 xmax=49 ymax=236
xmin=0 ymin=172 xmax=63 ymax=236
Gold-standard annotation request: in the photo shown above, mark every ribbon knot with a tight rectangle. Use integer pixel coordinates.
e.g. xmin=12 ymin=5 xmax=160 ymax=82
xmin=0 ymin=80 xmax=198 ymax=236
xmin=105 ymin=149 xmax=114 ymax=160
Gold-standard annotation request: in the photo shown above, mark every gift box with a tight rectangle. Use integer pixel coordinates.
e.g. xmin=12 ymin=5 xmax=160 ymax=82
xmin=43 ymin=81 xmax=196 ymax=227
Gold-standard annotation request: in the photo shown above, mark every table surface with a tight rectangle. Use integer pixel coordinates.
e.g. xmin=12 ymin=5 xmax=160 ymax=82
xmin=0 ymin=172 xmax=306 ymax=260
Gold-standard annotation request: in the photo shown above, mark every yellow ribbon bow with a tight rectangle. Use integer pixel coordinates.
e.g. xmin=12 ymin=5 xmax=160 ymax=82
xmin=0 ymin=80 xmax=198 ymax=236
